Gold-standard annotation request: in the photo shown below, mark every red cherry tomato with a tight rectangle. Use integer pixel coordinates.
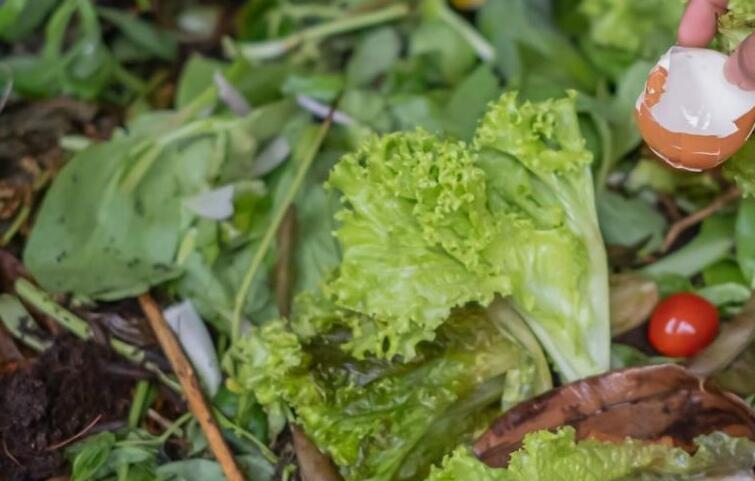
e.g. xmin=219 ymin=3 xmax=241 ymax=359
xmin=648 ymin=292 xmax=719 ymax=357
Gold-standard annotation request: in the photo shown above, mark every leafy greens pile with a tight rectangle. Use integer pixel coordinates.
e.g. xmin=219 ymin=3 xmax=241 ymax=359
xmin=4 ymin=0 xmax=755 ymax=480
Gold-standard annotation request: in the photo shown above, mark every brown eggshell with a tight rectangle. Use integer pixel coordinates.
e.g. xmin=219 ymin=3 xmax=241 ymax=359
xmin=636 ymin=66 xmax=755 ymax=171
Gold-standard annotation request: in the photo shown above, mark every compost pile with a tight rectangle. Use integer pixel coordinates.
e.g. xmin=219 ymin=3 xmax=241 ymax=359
xmin=1 ymin=1 xmax=755 ymax=481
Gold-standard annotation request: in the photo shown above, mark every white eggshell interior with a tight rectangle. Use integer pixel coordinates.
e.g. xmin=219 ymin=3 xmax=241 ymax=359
xmin=646 ymin=46 xmax=755 ymax=137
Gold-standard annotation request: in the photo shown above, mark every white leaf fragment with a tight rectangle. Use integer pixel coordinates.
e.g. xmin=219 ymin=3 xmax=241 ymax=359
xmin=213 ymin=71 xmax=252 ymax=116
xmin=163 ymin=300 xmax=222 ymax=397
xmin=296 ymin=95 xmax=354 ymax=125
xmin=252 ymin=136 xmax=291 ymax=177
xmin=184 ymin=185 xmax=234 ymax=220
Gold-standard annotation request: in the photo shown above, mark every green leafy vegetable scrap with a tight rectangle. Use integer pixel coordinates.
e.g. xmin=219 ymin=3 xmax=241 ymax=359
xmin=324 ymin=91 xmax=610 ymax=380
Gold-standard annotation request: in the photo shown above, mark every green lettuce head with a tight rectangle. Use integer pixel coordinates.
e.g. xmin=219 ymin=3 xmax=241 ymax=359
xmin=324 ymin=92 xmax=610 ymax=381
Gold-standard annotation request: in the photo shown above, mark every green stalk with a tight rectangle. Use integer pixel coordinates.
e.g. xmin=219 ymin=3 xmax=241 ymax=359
xmin=236 ymin=3 xmax=410 ymax=60
xmin=0 ymin=294 xmax=51 ymax=352
xmin=231 ymin=117 xmax=334 ymax=341
xmin=15 ymin=278 xmax=181 ymax=392
xmin=128 ymin=380 xmax=151 ymax=428
xmin=215 ymin=408 xmax=278 ymax=463
xmin=117 ymin=412 xmax=193 ymax=447
xmin=0 ymin=204 xmax=30 ymax=247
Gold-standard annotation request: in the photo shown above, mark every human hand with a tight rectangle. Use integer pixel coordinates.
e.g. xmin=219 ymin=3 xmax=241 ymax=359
xmin=678 ymin=0 xmax=755 ymax=90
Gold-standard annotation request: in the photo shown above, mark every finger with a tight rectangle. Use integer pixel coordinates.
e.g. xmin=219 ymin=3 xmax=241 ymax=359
xmin=677 ymin=0 xmax=728 ymax=47
xmin=725 ymin=33 xmax=755 ymax=90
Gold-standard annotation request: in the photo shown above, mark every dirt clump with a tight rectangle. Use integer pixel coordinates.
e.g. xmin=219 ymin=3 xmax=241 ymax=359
xmin=0 ymin=335 xmax=135 ymax=481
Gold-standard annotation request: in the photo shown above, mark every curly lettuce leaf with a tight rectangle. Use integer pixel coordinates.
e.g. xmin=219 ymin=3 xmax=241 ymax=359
xmin=474 ymin=93 xmax=610 ymax=381
xmin=718 ymin=0 xmax=755 ymax=53
xmin=326 ymin=130 xmax=509 ymax=359
xmin=325 ymin=92 xmax=610 ymax=380
xmin=230 ymin=303 xmax=547 ymax=481
xmin=427 ymin=428 xmax=755 ymax=481
xmin=725 ymin=140 xmax=755 ymax=198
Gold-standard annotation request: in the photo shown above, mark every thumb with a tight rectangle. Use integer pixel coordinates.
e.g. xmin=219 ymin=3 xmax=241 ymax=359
xmin=725 ymin=33 xmax=755 ymax=90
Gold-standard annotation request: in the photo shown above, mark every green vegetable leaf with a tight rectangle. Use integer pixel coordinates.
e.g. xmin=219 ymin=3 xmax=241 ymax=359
xmin=157 ymin=455 xmax=275 ymax=481
xmin=644 ymin=214 xmax=736 ymax=279
xmin=98 ymin=7 xmax=177 ymax=61
xmin=478 ymin=0 xmax=597 ymax=91
xmin=347 ymin=27 xmax=402 ymax=87
xmin=0 ymin=0 xmax=58 ymax=41
xmin=69 ymin=432 xmax=116 ymax=481
xmin=176 ymin=54 xmax=227 ymax=109
xmin=578 ymin=0 xmax=682 ymax=78
xmin=443 ymin=65 xmax=501 ymax=141
xmin=598 ymin=191 xmax=666 ymax=254
xmin=410 ymin=18 xmax=477 ymax=84
xmin=718 ymin=0 xmax=755 ymax=53
xmin=282 ymin=74 xmax=344 ymax=102
xmin=325 ymin=92 xmax=610 ymax=380
xmin=427 ymin=428 xmax=755 ymax=481
xmin=610 ymin=343 xmax=675 ymax=369
xmin=24 ymin=101 xmax=295 ymax=310
xmin=736 ymin=197 xmax=755 ymax=287
xmin=230 ymin=302 xmax=548 ymax=481
xmin=725 ymin=141 xmax=755 ymax=198
xmin=696 ymin=282 xmax=752 ymax=308
xmin=292 ymin=184 xmax=342 ymax=296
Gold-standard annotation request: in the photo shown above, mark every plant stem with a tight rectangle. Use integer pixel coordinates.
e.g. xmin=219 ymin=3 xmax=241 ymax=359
xmin=231 ymin=115 xmax=334 ymax=341
xmin=0 ymin=294 xmax=51 ymax=352
xmin=236 ymin=3 xmax=409 ymax=60
xmin=128 ymin=380 xmax=151 ymax=428
xmin=1 ymin=204 xmax=30 ymax=247
xmin=214 ymin=408 xmax=278 ymax=463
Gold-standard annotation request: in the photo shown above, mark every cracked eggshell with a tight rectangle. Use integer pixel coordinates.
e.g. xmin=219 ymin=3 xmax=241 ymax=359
xmin=635 ymin=46 xmax=755 ymax=171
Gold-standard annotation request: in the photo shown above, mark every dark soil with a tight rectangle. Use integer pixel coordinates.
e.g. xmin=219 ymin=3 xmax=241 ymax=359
xmin=0 ymin=335 xmax=135 ymax=481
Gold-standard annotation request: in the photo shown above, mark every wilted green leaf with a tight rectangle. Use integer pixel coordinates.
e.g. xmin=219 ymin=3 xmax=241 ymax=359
xmin=98 ymin=7 xmax=177 ymax=61
xmin=346 ymin=27 xmax=402 ymax=86
xmin=597 ymin=191 xmax=666 ymax=253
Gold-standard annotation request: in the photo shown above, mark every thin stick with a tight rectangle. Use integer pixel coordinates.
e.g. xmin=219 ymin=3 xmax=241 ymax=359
xmin=662 ymin=186 xmax=741 ymax=252
xmin=138 ymin=293 xmax=246 ymax=481
xmin=47 ymin=414 xmax=102 ymax=451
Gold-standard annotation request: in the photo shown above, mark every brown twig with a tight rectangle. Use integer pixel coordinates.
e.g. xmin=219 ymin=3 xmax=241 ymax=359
xmin=662 ymin=186 xmax=741 ymax=252
xmin=138 ymin=293 xmax=246 ymax=481
xmin=47 ymin=414 xmax=103 ymax=451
